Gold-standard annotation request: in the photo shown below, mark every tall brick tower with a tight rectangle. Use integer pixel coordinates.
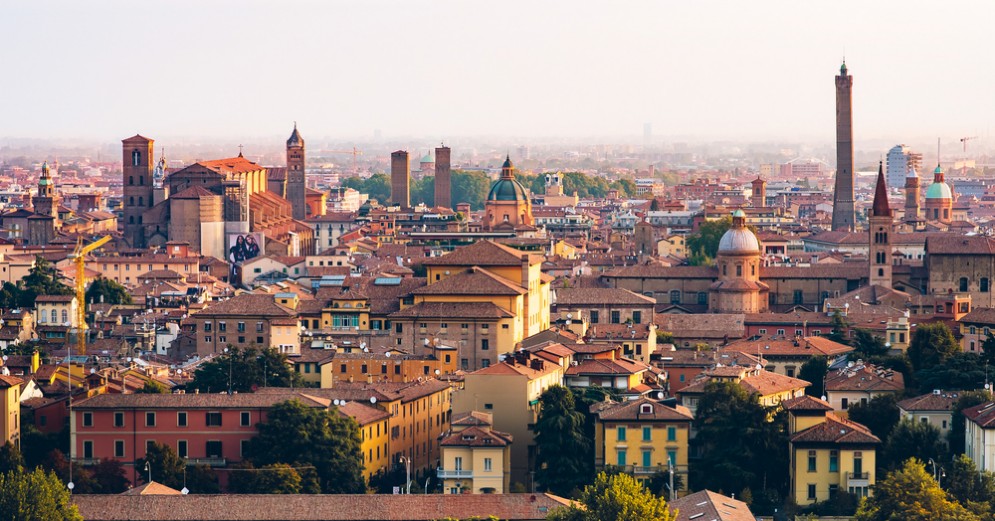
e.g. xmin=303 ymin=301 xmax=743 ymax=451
xmin=391 ymin=150 xmax=410 ymax=208
xmin=904 ymin=165 xmax=920 ymax=224
xmin=434 ymin=146 xmax=451 ymax=209
xmin=34 ymin=161 xmax=58 ymax=218
xmin=122 ymin=134 xmax=154 ymax=248
xmin=832 ymin=61 xmax=855 ymax=231
xmin=750 ymin=176 xmax=766 ymax=208
xmin=286 ymin=123 xmax=306 ymax=220
xmin=869 ymin=161 xmax=893 ymax=288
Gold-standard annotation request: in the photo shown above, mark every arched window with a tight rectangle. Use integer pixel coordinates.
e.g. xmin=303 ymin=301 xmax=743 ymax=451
xmin=959 ymin=277 xmax=969 ymax=292
xmin=722 ymin=264 xmax=727 ymax=276
xmin=878 ymin=268 xmax=884 ymax=276
xmin=62 ymin=309 xmax=68 ymax=324
xmin=982 ymin=278 xmax=990 ymax=292
xmin=132 ymin=150 xmax=141 ymax=166
xmin=129 ymin=196 xmax=134 ymax=206
xmin=50 ymin=309 xmax=57 ymax=323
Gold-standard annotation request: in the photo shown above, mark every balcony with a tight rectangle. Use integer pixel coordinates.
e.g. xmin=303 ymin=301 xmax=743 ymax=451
xmin=437 ymin=468 xmax=473 ymax=479
xmin=187 ymin=457 xmax=227 ymax=467
xmin=846 ymin=471 xmax=870 ymax=488
xmin=73 ymin=458 xmax=100 ymax=466
xmin=633 ymin=466 xmax=658 ymax=475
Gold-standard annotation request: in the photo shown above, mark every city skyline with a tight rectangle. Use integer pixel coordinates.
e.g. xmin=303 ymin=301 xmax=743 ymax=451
xmin=2 ymin=1 xmax=994 ymax=145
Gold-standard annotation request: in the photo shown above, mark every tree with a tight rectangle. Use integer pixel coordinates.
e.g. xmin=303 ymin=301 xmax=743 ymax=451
xmin=341 ymin=174 xmax=390 ymax=203
xmin=0 ymin=468 xmax=83 ymax=521
xmin=85 ymin=278 xmax=132 ymax=305
xmin=135 ymin=442 xmax=219 ymax=493
xmin=855 ymin=458 xmax=979 ymax=521
xmin=0 ymin=442 xmax=24 ymax=474
xmin=534 ymin=385 xmax=590 ymax=496
xmin=846 ymin=394 xmax=900 ymax=445
xmin=228 ymin=462 xmax=303 ymax=494
xmin=916 ymin=353 xmax=989 ymax=395
xmin=451 ymin=171 xmax=492 ymax=210
xmin=882 ymin=419 xmax=945 ymax=471
xmin=981 ymin=334 xmax=995 ymax=366
xmin=826 ymin=311 xmax=849 ymax=344
xmin=949 ymin=391 xmax=992 ymax=454
xmin=852 ymin=329 xmax=889 ymax=358
xmin=137 ymin=380 xmax=168 ymax=394
xmin=546 ymin=472 xmax=673 ymax=521
xmin=908 ymin=322 xmax=961 ymax=372
xmin=690 ymin=381 xmax=788 ymax=507
xmin=187 ymin=345 xmax=302 ymax=393
xmin=90 ymin=459 xmax=130 ymax=494
xmin=246 ymin=399 xmax=365 ymax=494
xmin=798 ymin=356 xmax=828 ymax=397
xmin=685 ymin=217 xmax=732 ymax=265
xmin=945 ymin=454 xmax=995 ymax=520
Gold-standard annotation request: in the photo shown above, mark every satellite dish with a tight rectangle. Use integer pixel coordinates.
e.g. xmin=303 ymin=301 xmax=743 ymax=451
xmin=333 ymin=399 xmax=340 ymax=406
xmin=656 ymin=391 xmax=664 ymax=399
xmin=755 ymin=363 xmax=762 ymax=371
xmin=90 ymin=368 xmax=96 ymax=374
xmin=67 ymin=482 xmax=74 ymax=491
xmin=370 ymin=396 xmax=377 ymax=404
xmin=434 ymin=369 xmax=441 ymax=375
xmin=181 ymin=487 xmax=189 ymax=495
xmin=385 ymin=352 xmax=391 ymax=358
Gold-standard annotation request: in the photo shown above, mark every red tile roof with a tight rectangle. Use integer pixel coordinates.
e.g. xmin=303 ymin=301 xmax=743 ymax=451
xmin=897 ymin=391 xmax=960 ymax=412
xmin=790 ymin=416 xmax=881 ymax=445
xmin=594 ymin=397 xmax=693 ymax=422
xmin=439 ymin=425 xmax=513 ymax=447
xmin=388 ymin=302 xmax=514 ymax=319
xmin=412 ymin=267 xmax=526 ymax=296
xmin=73 ymin=391 xmax=329 ymax=409
xmin=669 ymin=490 xmax=756 ymax=521
xmin=425 ymin=240 xmax=539 ymax=267
xmin=962 ymin=401 xmax=995 ymax=428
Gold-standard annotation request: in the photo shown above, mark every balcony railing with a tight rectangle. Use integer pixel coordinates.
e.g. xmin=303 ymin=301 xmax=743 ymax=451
xmin=633 ymin=466 xmax=658 ymax=475
xmin=846 ymin=471 xmax=870 ymax=487
xmin=187 ymin=457 xmax=227 ymax=467
xmin=437 ymin=468 xmax=473 ymax=479
xmin=73 ymin=458 xmax=100 ymax=466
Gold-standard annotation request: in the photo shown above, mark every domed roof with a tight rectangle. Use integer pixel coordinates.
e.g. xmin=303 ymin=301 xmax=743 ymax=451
xmin=502 ymin=155 xmax=514 ymax=169
xmin=718 ymin=228 xmax=760 ymax=254
xmin=934 ymin=164 xmax=944 ymax=175
xmin=420 ymin=153 xmax=433 ymax=163
xmin=487 ymin=178 xmax=529 ymax=202
xmin=925 ymin=181 xmax=952 ymax=200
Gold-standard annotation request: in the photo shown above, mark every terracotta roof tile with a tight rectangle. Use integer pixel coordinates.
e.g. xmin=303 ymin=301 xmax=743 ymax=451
xmin=412 ymin=267 xmax=526 ymax=296
xmin=594 ymin=397 xmax=693 ymax=422
xmin=389 ymin=302 xmax=513 ymax=319
xmin=964 ymin=402 xmax=995 ymax=428
xmin=439 ymin=425 xmax=513 ymax=447
xmin=669 ymin=490 xmax=756 ymax=521
xmin=554 ymin=288 xmax=655 ymax=306
xmin=337 ymin=401 xmax=390 ymax=426
xmin=898 ymin=391 xmax=960 ymax=412
xmin=790 ymin=416 xmax=880 ymax=445
xmin=425 ymin=240 xmax=539 ymax=267
xmin=73 ymin=392 xmax=329 ymax=409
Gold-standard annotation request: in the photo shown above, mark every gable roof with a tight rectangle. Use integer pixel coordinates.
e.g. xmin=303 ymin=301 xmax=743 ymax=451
xmin=897 ymin=391 xmax=959 ymax=413
xmin=193 ymin=294 xmax=295 ymax=318
xmin=424 ymin=240 xmax=538 ymax=267
xmin=439 ymin=425 xmax=513 ymax=447
xmin=412 ymin=267 xmax=526 ymax=296
xmin=669 ymin=490 xmax=756 ymax=521
xmin=790 ymin=415 xmax=881 ymax=445
xmin=594 ymin=397 xmax=693 ymax=422
xmin=963 ymin=402 xmax=995 ymax=428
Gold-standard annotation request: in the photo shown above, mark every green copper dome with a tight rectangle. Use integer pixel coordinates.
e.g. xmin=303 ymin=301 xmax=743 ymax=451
xmin=487 ymin=178 xmax=529 ymax=201
xmin=925 ymin=181 xmax=952 ymax=200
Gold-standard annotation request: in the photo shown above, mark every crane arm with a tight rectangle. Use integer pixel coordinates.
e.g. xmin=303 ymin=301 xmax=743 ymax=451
xmin=73 ymin=235 xmax=112 ymax=356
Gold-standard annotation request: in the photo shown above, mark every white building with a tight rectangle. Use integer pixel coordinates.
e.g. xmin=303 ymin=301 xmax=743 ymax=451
xmin=964 ymin=401 xmax=995 ymax=472
xmin=886 ymin=145 xmax=923 ymax=192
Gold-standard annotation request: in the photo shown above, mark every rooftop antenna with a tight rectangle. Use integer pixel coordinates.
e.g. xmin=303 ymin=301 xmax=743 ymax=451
xmin=937 ymin=138 xmax=941 ymax=167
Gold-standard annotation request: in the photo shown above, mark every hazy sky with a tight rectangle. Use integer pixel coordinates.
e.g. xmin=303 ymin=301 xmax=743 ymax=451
xmin=3 ymin=1 xmax=994 ymax=144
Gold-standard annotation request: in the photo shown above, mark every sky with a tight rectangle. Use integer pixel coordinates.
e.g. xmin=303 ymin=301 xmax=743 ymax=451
xmin=2 ymin=1 xmax=994 ymax=145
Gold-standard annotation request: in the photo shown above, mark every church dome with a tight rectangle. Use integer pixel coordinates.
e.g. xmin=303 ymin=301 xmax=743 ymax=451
xmin=718 ymin=210 xmax=760 ymax=254
xmin=925 ymin=181 xmax=952 ymax=200
xmin=487 ymin=177 xmax=529 ymax=202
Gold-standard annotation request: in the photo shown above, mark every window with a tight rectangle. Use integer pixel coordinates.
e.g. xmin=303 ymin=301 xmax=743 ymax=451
xmin=642 ymin=426 xmax=652 ymax=441
xmin=204 ymin=322 xmax=212 ymax=332
xmin=632 ymin=311 xmax=642 ymax=324
xmin=256 ymin=322 xmax=264 ymax=332
xmin=115 ymin=440 xmax=125 ymax=458
xmin=146 ymin=412 xmax=156 ymax=427
xmin=808 ymin=450 xmax=817 ymax=472
xmin=611 ymin=310 xmax=621 ymax=324
xmin=853 ymin=452 xmax=864 ymax=475
xmin=807 ymin=484 xmax=817 ymax=500
xmin=736 ymin=264 xmax=742 ymax=277
xmin=50 ymin=309 xmax=57 ymax=323
xmin=454 ymin=456 xmax=463 ymax=470
xmin=590 ymin=311 xmax=599 ymax=324
xmin=617 ymin=427 xmax=626 ymax=441
xmin=960 ymin=277 xmax=969 ymax=292
xmin=983 ymin=278 xmax=991 ymax=293
xmin=670 ymin=290 xmax=681 ymax=304
xmin=481 ymin=339 xmax=489 ymax=351
xmin=177 ymin=412 xmax=187 ymax=427
xmin=237 ymin=322 xmax=246 ymax=332
xmin=793 ymin=290 xmax=804 ymax=305
xmin=206 ymin=412 xmax=222 ymax=427
xmin=667 ymin=426 xmax=677 ymax=442
xmin=240 ymin=411 xmax=251 ymax=427
xmin=697 ymin=292 xmax=707 ymax=305
xmin=114 ymin=412 xmax=124 ymax=427
xmin=82 ymin=412 xmax=93 ymax=427
xmin=178 ymin=440 xmax=188 ymax=458
xmin=132 ymin=149 xmax=141 ymax=166
xmin=219 ymin=322 xmax=227 ymax=332
xmin=667 ymin=450 xmax=677 ymax=468
xmin=642 ymin=450 xmax=652 ymax=468
xmin=83 ymin=441 xmax=93 ymax=459
xmin=206 ymin=440 xmax=222 ymax=458
xmin=617 ymin=451 xmax=626 ymax=466
xmin=481 ymin=359 xmax=490 ymax=368
xmin=841 ymin=398 xmax=849 ymax=409
xmin=484 ymin=458 xmax=493 ymax=471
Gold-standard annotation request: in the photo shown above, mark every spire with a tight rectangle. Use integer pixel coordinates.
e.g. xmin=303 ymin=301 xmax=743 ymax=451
xmin=287 ymin=123 xmax=304 ymax=148
xmin=840 ymin=59 xmax=847 ymax=75
xmin=41 ymin=161 xmax=50 ymax=177
xmin=872 ymin=161 xmax=891 ymax=217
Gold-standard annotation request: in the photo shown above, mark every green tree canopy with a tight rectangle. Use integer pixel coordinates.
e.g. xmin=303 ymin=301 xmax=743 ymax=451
xmin=137 ymin=380 xmax=168 ymax=394
xmin=451 ymin=171 xmax=492 ymax=210
xmin=949 ymin=391 xmax=992 ymax=454
xmin=534 ymin=385 xmax=591 ymax=496
xmin=916 ymin=353 xmax=989 ymax=395
xmin=846 ymin=394 xmax=900 ymax=445
xmin=908 ymin=322 xmax=961 ymax=372
xmin=546 ymin=472 xmax=673 ymax=521
xmin=341 ymin=174 xmax=390 ymax=203
xmin=228 ymin=462 xmax=304 ymax=494
xmin=882 ymin=419 xmax=945 ymax=471
xmin=852 ymin=328 xmax=889 ymax=358
xmin=135 ymin=442 xmax=219 ymax=493
xmin=689 ymin=381 xmax=788 ymax=505
xmin=187 ymin=346 xmax=302 ymax=393
xmin=85 ymin=278 xmax=132 ymax=305
xmin=798 ymin=356 xmax=828 ymax=397
xmin=245 ymin=399 xmax=365 ymax=494
xmin=855 ymin=458 xmax=980 ymax=521
xmin=0 ymin=442 xmax=24 ymax=475
xmin=945 ymin=454 xmax=995 ymax=520
xmin=0 ymin=468 xmax=83 ymax=521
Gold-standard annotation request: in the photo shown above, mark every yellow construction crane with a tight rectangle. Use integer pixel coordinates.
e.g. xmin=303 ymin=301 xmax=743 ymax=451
xmin=70 ymin=235 xmax=111 ymax=355
xmin=322 ymin=147 xmax=364 ymax=171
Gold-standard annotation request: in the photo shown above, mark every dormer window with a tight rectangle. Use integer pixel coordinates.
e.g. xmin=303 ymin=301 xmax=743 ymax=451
xmin=639 ymin=403 xmax=654 ymax=414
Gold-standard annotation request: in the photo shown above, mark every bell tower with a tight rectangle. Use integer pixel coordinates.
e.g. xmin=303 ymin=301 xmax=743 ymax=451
xmin=286 ymin=123 xmax=306 ymax=220
xmin=869 ymin=161 xmax=893 ymax=288
xmin=122 ymin=134 xmax=154 ymax=248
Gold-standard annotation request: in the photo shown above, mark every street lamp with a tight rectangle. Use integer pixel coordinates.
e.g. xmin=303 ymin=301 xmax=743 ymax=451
xmin=928 ymin=458 xmax=945 ymax=487
xmin=223 ymin=347 xmax=233 ymax=395
xmin=667 ymin=454 xmax=675 ymax=502
xmin=398 ymin=456 xmax=412 ymax=494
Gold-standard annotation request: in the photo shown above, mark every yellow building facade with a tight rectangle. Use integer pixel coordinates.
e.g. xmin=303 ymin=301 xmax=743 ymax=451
xmin=338 ymin=401 xmax=392 ymax=482
xmin=784 ymin=395 xmax=880 ymax=506
xmin=592 ymin=397 xmax=693 ymax=494
xmin=0 ymin=375 xmax=23 ymax=447
xmin=438 ymin=411 xmax=513 ymax=494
